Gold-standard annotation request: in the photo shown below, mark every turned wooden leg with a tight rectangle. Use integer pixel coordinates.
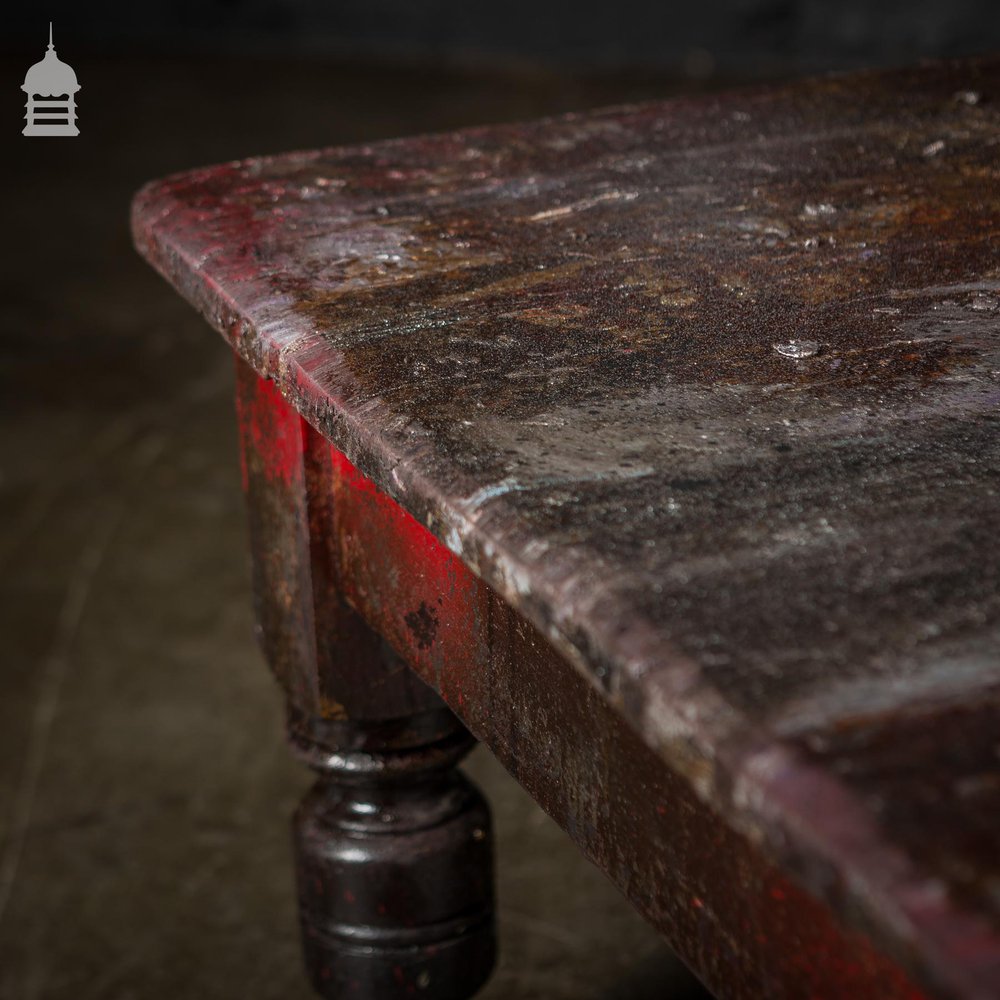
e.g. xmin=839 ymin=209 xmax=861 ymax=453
xmin=290 ymin=707 xmax=494 ymax=999
xmin=234 ymin=359 xmax=496 ymax=999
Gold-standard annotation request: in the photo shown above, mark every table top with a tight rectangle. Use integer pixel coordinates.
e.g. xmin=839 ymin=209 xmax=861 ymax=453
xmin=133 ymin=58 xmax=1000 ymax=997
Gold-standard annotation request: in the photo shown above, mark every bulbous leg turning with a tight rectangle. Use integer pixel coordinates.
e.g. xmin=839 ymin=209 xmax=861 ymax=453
xmin=235 ymin=361 xmax=496 ymax=998
xmin=289 ymin=708 xmax=496 ymax=1000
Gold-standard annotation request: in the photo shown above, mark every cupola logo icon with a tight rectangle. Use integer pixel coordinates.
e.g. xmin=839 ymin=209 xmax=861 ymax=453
xmin=22 ymin=24 xmax=80 ymax=137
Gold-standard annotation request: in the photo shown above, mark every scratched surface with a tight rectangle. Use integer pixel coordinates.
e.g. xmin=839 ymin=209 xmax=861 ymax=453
xmin=133 ymin=59 xmax=1000 ymax=998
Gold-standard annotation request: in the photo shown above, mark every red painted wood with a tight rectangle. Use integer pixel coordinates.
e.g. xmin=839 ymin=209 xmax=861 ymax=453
xmin=133 ymin=60 xmax=1000 ymax=999
xmin=236 ymin=361 xmax=496 ymax=1000
xmin=238 ymin=361 xmax=929 ymax=999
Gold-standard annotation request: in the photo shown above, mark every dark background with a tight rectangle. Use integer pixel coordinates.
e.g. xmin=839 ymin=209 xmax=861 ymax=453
xmin=1 ymin=4 xmax=998 ymax=1000
xmin=4 ymin=0 xmax=1000 ymax=73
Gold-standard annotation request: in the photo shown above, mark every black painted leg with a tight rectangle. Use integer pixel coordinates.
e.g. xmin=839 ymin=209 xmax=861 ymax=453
xmin=235 ymin=360 xmax=496 ymax=999
xmin=288 ymin=708 xmax=495 ymax=1000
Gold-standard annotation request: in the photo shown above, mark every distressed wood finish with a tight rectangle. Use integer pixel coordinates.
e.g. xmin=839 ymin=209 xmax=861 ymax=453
xmin=236 ymin=366 xmax=495 ymax=999
xmin=238 ymin=354 xmax=931 ymax=999
xmin=133 ymin=58 xmax=1000 ymax=1000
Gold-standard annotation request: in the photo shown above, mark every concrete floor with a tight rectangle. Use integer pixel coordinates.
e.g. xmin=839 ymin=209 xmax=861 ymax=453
xmin=0 ymin=56 xmax=715 ymax=999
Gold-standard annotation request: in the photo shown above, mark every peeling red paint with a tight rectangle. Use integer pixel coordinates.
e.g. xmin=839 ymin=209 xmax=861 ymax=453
xmin=235 ymin=370 xmax=306 ymax=489
xmin=328 ymin=443 xmax=481 ymax=708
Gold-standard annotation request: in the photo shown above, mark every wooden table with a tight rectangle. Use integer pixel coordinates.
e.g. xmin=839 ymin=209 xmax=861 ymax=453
xmin=132 ymin=57 xmax=1000 ymax=1000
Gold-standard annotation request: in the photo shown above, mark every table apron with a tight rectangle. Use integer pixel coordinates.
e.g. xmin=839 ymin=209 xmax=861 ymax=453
xmin=235 ymin=357 xmax=928 ymax=1000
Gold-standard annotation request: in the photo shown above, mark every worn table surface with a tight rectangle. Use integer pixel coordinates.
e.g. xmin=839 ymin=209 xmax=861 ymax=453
xmin=133 ymin=58 xmax=1000 ymax=998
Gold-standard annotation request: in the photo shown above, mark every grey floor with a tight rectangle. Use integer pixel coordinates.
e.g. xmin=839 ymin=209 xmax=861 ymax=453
xmin=0 ymin=56 xmax=715 ymax=999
